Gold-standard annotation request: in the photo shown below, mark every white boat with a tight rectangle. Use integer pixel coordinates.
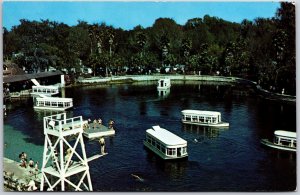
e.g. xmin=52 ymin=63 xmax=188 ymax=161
xmin=143 ymin=125 xmax=188 ymax=160
xmin=157 ymin=78 xmax=171 ymax=90
xmin=261 ymin=130 xmax=296 ymax=152
xmin=34 ymin=97 xmax=73 ymax=111
xmin=181 ymin=110 xmax=229 ymax=127
xmin=31 ymin=85 xmax=60 ymax=97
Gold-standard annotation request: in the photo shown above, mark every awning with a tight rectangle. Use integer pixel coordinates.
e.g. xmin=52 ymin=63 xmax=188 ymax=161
xmin=3 ymin=70 xmax=63 ymax=83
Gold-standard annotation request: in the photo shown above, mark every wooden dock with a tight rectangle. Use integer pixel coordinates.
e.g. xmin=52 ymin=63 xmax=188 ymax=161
xmin=83 ymin=124 xmax=115 ymax=139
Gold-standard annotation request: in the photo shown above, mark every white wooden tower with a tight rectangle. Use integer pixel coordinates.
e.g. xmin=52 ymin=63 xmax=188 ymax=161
xmin=40 ymin=113 xmax=95 ymax=191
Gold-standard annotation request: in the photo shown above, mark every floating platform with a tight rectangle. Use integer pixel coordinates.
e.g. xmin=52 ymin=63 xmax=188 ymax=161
xmin=83 ymin=124 xmax=115 ymax=139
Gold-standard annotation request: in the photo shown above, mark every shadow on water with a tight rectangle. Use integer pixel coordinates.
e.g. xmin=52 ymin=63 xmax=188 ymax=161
xmin=144 ymin=148 xmax=200 ymax=180
xmin=181 ymin=123 xmax=229 ymax=141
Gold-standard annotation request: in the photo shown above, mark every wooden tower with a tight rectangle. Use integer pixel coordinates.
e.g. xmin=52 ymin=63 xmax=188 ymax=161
xmin=40 ymin=113 xmax=93 ymax=191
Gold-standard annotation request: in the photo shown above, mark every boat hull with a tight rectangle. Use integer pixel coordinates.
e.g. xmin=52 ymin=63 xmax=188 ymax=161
xmin=182 ymin=120 xmax=229 ymax=127
xmin=260 ymin=139 xmax=296 ymax=152
xmin=143 ymin=141 xmax=188 ymax=160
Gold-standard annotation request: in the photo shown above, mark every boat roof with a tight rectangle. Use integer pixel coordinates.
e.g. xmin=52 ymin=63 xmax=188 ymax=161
xmin=146 ymin=125 xmax=187 ymax=146
xmin=181 ymin=110 xmax=221 ymax=116
xmin=36 ymin=97 xmax=73 ymax=102
xmin=274 ymin=130 xmax=296 ymax=138
xmin=33 ymin=85 xmax=59 ymax=89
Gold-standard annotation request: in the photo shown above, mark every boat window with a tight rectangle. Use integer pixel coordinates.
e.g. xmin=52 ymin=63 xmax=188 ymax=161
xmin=199 ymin=116 xmax=205 ymax=123
xmin=152 ymin=139 xmax=156 ymax=146
xmin=52 ymin=102 xmax=58 ymax=107
xmin=167 ymin=148 xmax=176 ymax=156
xmin=45 ymin=101 xmax=50 ymax=106
xmin=280 ymin=138 xmax=292 ymax=146
xmin=182 ymin=146 xmax=187 ymax=154
xmin=185 ymin=115 xmax=191 ymax=121
xmin=192 ymin=116 xmax=198 ymax=122
xmin=212 ymin=118 xmax=216 ymax=124
xmin=160 ymin=146 xmax=166 ymax=154
xmin=157 ymin=143 xmax=161 ymax=151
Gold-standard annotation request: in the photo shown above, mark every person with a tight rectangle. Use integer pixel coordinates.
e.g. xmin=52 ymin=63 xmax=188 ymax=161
xmin=34 ymin=161 xmax=39 ymax=174
xmin=28 ymin=158 xmax=34 ymax=168
xmin=52 ymin=149 xmax=59 ymax=170
xmin=93 ymin=119 xmax=97 ymax=129
xmin=23 ymin=152 xmax=28 ymax=162
xmin=20 ymin=159 xmax=27 ymax=168
xmin=98 ymin=118 xmax=102 ymax=125
xmin=64 ymin=148 xmax=73 ymax=165
xmin=27 ymin=180 xmax=37 ymax=191
xmin=99 ymin=137 xmax=106 ymax=155
xmin=108 ymin=119 xmax=114 ymax=129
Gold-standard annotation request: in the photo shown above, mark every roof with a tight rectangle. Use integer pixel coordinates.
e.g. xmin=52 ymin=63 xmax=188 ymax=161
xmin=181 ymin=110 xmax=221 ymax=116
xmin=146 ymin=125 xmax=187 ymax=146
xmin=3 ymin=70 xmax=63 ymax=83
xmin=274 ymin=130 xmax=296 ymax=139
xmin=33 ymin=85 xmax=59 ymax=89
xmin=36 ymin=97 xmax=73 ymax=102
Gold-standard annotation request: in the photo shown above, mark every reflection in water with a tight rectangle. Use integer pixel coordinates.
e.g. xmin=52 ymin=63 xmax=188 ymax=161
xmin=182 ymin=123 xmax=228 ymax=140
xmin=146 ymin=151 xmax=188 ymax=180
xmin=157 ymin=88 xmax=170 ymax=98
xmin=34 ymin=109 xmax=65 ymax=121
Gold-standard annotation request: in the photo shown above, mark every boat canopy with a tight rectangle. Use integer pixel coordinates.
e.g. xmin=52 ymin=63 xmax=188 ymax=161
xmin=36 ymin=97 xmax=73 ymax=102
xmin=274 ymin=130 xmax=296 ymax=138
xmin=146 ymin=125 xmax=187 ymax=146
xmin=32 ymin=85 xmax=59 ymax=90
xmin=182 ymin=110 xmax=221 ymax=117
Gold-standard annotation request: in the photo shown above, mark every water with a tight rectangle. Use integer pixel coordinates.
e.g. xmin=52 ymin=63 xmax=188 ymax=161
xmin=4 ymin=81 xmax=296 ymax=191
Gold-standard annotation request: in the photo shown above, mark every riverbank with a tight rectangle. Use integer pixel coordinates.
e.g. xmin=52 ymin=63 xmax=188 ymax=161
xmin=4 ymin=74 xmax=295 ymax=104
xmin=75 ymin=74 xmax=295 ymax=103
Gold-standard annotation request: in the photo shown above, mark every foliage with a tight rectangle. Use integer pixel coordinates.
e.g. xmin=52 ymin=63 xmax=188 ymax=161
xmin=3 ymin=2 xmax=296 ymax=95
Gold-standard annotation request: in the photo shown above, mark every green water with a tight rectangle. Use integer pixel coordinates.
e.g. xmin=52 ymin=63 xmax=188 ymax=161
xmin=4 ymin=125 xmax=44 ymax=165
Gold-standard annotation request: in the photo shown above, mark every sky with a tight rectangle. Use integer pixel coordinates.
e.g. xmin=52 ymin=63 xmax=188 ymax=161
xmin=3 ymin=1 xmax=281 ymax=31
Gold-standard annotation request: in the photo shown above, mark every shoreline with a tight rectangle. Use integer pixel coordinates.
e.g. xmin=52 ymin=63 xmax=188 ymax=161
xmin=73 ymin=74 xmax=295 ymax=103
xmin=5 ymin=74 xmax=295 ymax=103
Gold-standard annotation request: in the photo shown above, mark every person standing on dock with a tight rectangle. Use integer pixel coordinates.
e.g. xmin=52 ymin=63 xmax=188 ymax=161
xmin=93 ymin=119 xmax=97 ymax=129
xmin=98 ymin=118 xmax=102 ymax=125
xmin=99 ymin=137 xmax=106 ymax=155
xmin=108 ymin=119 xmax=114 ymax=129
xmin=28 ymin=158 xmax=34 ymax=168
xmin=34 ymin=161 xmax=39 ymax=176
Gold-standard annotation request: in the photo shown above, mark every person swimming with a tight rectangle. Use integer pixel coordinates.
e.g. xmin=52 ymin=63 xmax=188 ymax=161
xmin=131 ymin=174 xmax=144 ymax=182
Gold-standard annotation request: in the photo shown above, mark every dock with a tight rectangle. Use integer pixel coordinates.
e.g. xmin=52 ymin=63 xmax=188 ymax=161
xmin=83 ymin=124 xmax=115 ymax=139
xmin=3 ymin=158 xmax=41 ymax=191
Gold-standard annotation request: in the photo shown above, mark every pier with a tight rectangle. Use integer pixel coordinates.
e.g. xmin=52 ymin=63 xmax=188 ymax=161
xmin=3 ymin=158 xmax=41 ymax=191
xmin=83 ymin=124 xmax=115 ymax=139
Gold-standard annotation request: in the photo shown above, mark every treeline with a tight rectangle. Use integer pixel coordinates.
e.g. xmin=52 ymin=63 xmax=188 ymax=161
xmin=3 ymin=2 xmax=295 ymax=95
